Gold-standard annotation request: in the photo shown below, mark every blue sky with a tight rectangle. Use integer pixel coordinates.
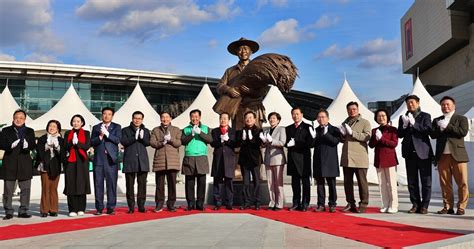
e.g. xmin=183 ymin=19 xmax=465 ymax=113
xmin=0 ymin=0 xmax=414 ymax=104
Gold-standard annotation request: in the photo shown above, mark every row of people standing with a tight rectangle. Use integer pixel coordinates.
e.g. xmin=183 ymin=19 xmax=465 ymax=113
xmin=0 ymin=93 xmax=469 ymax=219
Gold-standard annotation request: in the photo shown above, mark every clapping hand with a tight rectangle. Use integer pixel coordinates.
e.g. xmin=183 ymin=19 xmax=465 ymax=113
xmin=407 ymin=113 xmax=415 ymax=126
xmin=308 ymin=126 xmax=316 ymax=139
xmin=248 ymin=130 xmax=253 ymax=140
xmin=287 ymin=138 xmax=295 ymax=147
xmin=338 ymin=125 xmax=346 ymax=136
xmin=344 ymin=123 xmax=353 ymax=136
xmin=266 ymin=132 xmax=273 ymax=143
xmin=259 ymin=132 xmax=267 ymax=143
xmin=73 ymin=132 xmax=79 ymax=145
xmin=135 ymin=129 xmax=140 ymax=140
xmin=11 ymin=139 xmax=20 ymax=149
xmin=375 ymin=129 xmax=382 ymax=140
xmin=401 ymin=114 xmax=409 ymax=128
xmin=242 ymin=129 xmax=247 ymax=141
xmin=437 ymin=119 xmax=449 ymax=131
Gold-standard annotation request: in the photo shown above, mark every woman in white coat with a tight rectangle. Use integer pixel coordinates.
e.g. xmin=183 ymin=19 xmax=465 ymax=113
xmin=260 ymin=112 xmax=287 ymax=210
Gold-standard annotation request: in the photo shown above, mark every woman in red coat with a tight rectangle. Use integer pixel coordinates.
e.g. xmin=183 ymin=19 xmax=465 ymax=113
xmin=369 ymin=109 xmax=399 ymax=213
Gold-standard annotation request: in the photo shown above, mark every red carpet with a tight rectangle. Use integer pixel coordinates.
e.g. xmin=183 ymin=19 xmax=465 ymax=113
xmin=0 ymin=206 xmax=462 ymax=248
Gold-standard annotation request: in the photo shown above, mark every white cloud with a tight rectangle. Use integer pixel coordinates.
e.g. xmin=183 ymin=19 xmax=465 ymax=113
xmin=0 ymin=0 xmax=63 ymax=54
xmin=316 ymin=38 xmax=401 ymax=68
xmin=258 ymin=19 xmax=314 ymax=47
xmin=256 ymin=0 xmax=288 ymax=9
xmin=77 ymin=0 xmax=241 ymax=41
xmin=24 ymin=53 xmax=62 ymax=63
xmin=0 ymin=52 xmax=16 ymax=61
xmin=313 ymin=15 xmax=340 ymax=29
xmin=322 ymin=0 xmax=350 ymax=4
xmin=208 ymin=39 xmax=218 ymax=48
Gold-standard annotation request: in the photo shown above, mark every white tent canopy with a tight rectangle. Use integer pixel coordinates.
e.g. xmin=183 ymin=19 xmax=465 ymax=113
xmin=263 ymin=85 xmax=312 ymax=127
xmin=114 ymin=83 xmax=161 ymax=129
xmin=390 ymin=77 xmax=442 ymax=125
xmin=0 ymin=85 xmax=33 ymax=126
xmin=29 ymin=84 xmax=99 ymax=131
xmin=465 ymin=106 xmax=474 ymax=142
xmin=327 ymin=79 xmax=377 ymax=127
xmin=172 ymin=84 xmax=220 ymax=129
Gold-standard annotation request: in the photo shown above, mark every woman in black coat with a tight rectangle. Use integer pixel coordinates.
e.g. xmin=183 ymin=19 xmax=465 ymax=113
xmin=312 ymin=110 xmax=341 ymax=213
xmin=63 ymin=114 xmax=91 ymax=217
xmin=210 ymin=112 xmax=236 ymax=210
xmin=36 ymin=120 xmax=65 ymax=217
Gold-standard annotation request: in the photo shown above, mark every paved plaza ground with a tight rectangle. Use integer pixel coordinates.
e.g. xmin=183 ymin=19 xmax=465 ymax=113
xmin=0 ymin=177 xmax=472 ymax=248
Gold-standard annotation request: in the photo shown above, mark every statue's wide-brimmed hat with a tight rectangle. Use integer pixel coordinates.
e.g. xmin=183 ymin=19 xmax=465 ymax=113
xmin=227 ymin=37 xmax=259 ymax=55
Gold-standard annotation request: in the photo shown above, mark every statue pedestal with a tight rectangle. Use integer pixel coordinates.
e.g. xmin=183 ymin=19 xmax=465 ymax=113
xmin=206 ymin=181 xmax=270 ymax=207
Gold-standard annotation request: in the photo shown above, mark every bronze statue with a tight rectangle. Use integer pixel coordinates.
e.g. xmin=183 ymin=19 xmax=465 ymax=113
xmin=213 ymin=37 xmax=298 ymax=130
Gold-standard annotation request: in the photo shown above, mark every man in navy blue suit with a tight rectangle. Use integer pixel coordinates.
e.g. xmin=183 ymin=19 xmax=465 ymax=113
xmin=91 ymin=107 xmax=122 ymax=215
xmin=398 ymin=95 xmax=433 ymax=214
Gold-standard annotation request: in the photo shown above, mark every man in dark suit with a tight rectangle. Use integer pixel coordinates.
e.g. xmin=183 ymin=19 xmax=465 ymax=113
xmin=431 ymin=96 xmax=469 ymax=215
xmin=210 ymin=112 xmax=236 ymax=210
xmin=398 ymin=95 xmax=433 ymax=214
xmin=311 ymin=109 xmax=341 ymax=213
xmin=91 ymin=107 xmax=122 ymax=215
xmin=237 ymin=111 xmax=263 ymax=210
xmin=285 ymin=107 xmax=313 ymax=211
xmin=0 ymin=109 xmax=36 ymax=220
xmin=120 ymin=111 xmax=150 ymax=214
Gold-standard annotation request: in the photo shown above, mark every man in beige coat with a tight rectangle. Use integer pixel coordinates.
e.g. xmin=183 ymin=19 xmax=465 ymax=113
xmin=339 ymin=101 xmax=371 ymax=213
xmin=150 ymin=111 xmax=182 ymax=212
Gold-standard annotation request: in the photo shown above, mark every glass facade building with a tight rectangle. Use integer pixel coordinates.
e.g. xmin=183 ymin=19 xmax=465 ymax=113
xmin=0 ymin=62 xmax=331 ymax=120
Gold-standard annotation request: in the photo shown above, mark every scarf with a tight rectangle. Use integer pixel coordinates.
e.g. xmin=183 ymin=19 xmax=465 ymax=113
xmin=67 ymin=128 xmax=87 ymax=163
xmin=220 ymin=125 xmax=228 ymax=135
xmin=346 ymin=114 xmax=360 ymax=126
xmin=14 ymin=123 xmax=26 ymax=145
xmin=408 ymin=107 xmax=421 ymax=118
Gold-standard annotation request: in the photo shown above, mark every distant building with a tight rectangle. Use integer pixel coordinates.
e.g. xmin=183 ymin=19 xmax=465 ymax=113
xmin=368 ymin=94 xmax=407 ymax=116
xmin=0 ymin=61 xmax=332 ymax=119
xmin=400 ymin=0 xmax=474 ymax=114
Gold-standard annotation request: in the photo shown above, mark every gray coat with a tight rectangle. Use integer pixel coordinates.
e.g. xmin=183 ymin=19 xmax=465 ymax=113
xmin=120 ymin=124 xmax=151 ymax=173
xmin=263 ymin=126 xmax=286 ymax=166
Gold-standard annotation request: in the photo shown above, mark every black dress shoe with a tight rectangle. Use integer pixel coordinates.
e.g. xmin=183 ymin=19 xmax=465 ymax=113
xmin=127 ymin=210 xmax=134 ymax=214
xmin=273 ymin=207 xmax=282 ymax=211
xmin=3 ymin=214 xmax=13 ymax=220
xmin=437 ymin=208 xmax=454 ymax=214
xmin=106 ymin=209 xmax=115 ymax=215
xmin=288 ymin=205 xmax=300 ymax=211
xmin=226 ymin=206 xmax=233 ymax=210
xmin=49 ymin=212 xmax=58 ymax=217
xmin=314 ymin=206 xmax=326 ymax=212
xmin=419 ymin=208 xmax=428 ymax=214
xmin=168 ymin=207 xmax=177 ymax=212
xmin=40 ymin=213 xmax=48 ymax=217
xmin=94 ymin=210 xmax=103 ymax=215
xmin=329 ymin=206 xmax=336 ymax=213
xmin=213 ymin=206 xmax=221 ymax=211
xmin=342 ymin=204 xmax=358 ymax=213
xmin=138 ymin=208 xmax=146 ymax=213
xmin=240 ymin=205 xmax=250 ymax=210
xmin=184 ymin=206 xmax=195 ymax=211
xmin=301 ymin=206 xmax=308 ymax=212
xmin=254 ymin=205 xmax=261 ymax=211
xmin=196 ymin=206 xmax=205 ymax=211
xmin=407 ymin=206 xmax=418 ymax=214
xmin=18 ymin=213 xmax=32 ymax=218
xmin=359 ymin=206 xmax=367 ymax=213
